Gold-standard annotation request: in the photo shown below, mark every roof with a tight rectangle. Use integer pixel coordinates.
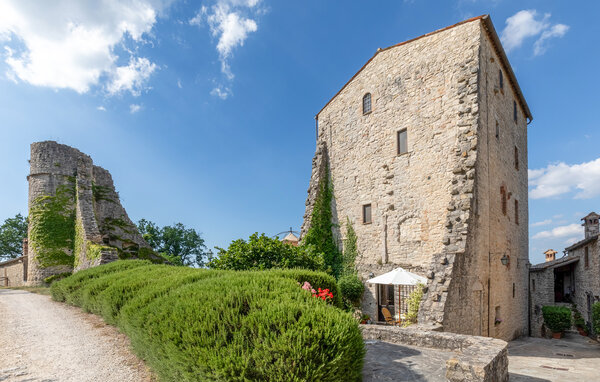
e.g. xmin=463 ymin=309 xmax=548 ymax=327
xmin=282 ymin=232 xmax=299 ymax=242
xmin=316 ymin=14 xmax=533 ymax=122
xmin=0 ymin=256 xmax=25 ymax=267
xmin=530 ymin=255 xmax=579 ymax=272
xmin=582 ymin=212 xmax=600 ymax=219
xmin=565 ymin=234 xmax=598 ymax=252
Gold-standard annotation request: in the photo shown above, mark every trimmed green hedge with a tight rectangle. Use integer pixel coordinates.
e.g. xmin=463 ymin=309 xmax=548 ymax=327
xmin=542 ymin=305 xmax=571 ymax=333
xmin=51 ymin=261 xmax=364 ymax=381
xmin=592 ymin=302 xmax=600 ymax=334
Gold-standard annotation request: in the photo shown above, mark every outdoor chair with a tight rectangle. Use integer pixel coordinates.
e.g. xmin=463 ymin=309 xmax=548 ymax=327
xmin=381 ymin=307 xmax=399 ymax=326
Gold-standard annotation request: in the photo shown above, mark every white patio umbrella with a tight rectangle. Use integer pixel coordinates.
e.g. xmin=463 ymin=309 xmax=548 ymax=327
xmin=366 ymin=267 xmax=427 ymax=285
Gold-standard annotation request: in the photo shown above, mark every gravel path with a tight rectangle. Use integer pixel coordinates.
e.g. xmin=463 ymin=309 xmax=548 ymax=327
xmin=0 ymin=289 xmax=154 ymax=382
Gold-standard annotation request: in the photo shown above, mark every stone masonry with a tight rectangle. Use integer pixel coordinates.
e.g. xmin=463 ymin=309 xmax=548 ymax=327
xmin=25 ymin=141 xmax=158 ymax=285
xmin=301 ymin=15 xmax=531 ymax=341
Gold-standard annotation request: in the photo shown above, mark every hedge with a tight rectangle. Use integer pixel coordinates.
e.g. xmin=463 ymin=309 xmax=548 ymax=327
xmin=592 ymin=302 xmax=600 ymax=334
xmin=542 ymin=305 xmax=571 ymax=333
xmin=50 ymin=261 xmax=364 ymax=381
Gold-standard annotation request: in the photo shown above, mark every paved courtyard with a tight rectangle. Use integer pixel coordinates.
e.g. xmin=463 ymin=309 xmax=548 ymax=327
xmin=508 ymin=333 xmax=600 ymax=382
xmin=363 ymin=340 xmax=457 ymax=382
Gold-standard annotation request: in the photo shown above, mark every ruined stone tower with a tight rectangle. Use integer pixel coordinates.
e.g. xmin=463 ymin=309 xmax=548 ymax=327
xmin=301 ymin=15 xmax=531 ymax=341
xmin=27 ymin=141 xmax=158 ymax=284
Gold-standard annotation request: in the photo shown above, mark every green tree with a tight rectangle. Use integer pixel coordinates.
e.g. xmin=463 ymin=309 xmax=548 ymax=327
xmin=0 ymin=213 xmax=28 ymax=261
xmin=303 ymin=164 xmax=343 ymax=278
xmin=342 ymin=217 xmax=359 ymax=274
xmin=137 ymin=219 xmax=207 ymax=267
xmin=208 ymin=232 xmax=325 ymax=271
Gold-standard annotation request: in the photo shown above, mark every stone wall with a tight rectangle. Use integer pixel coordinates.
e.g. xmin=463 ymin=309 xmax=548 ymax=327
xmin=529 ymin=266 xmax=556 ymax=337
xmin=301 ymin=16 xmax=530 ymax=341
xmin=361 ymin=325 xmax=508 ymax=382
xmin=0 ymin=257 xmax=27 ymax=287
xmin=26 ymin=141 xmax=157 ymax=285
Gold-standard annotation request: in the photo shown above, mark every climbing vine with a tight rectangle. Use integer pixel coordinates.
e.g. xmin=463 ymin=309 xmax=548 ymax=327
xmin=342 ymin=217 xmax=359 ymax=274
xmin=29 ymin=182 xmax=76 ymax=268
xmin=303 ymin=163 xmax=343 ymax=278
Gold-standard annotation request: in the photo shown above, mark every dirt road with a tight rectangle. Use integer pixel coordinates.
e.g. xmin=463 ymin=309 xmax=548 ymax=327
xmin=0 ymin=289 xmax=153 ymax=382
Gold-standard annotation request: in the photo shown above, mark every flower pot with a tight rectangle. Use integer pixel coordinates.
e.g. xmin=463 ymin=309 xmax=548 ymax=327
xmin=578 ymin=328 xmax=588 ymax=336
xmin=552 ymin=332 xmax=562 ymax=339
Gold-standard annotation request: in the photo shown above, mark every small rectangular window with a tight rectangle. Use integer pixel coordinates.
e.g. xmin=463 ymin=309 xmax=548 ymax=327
xmin=514 ymin=146 xmax=519 ymax=171
xmin=501 ymin=186 xmax=507 ymax=216
xmin=585 ymin=247 xmax=589 ymax=268
xmin=532 ymin=279 xmax=536 ymax=292
xmin=363 ymin=204 xmax=372 ymax=224
xmin=499 ymin=70 xmax=504 ymax=90
xmin=513 ymin=101 xmax=517 ymax=123
xmin=514 ymin=200 xmax=519 ymax=225
xmin=397 ymin=129 xmax=408 ymax=155
xmin=495 ymin=122 xmax=499 ymax=139
xmin=513 ymin=283 xmax=515 ymax=298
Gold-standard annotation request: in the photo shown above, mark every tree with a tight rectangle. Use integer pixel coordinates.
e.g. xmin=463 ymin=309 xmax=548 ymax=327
xmin=208 ymin=232 xmax=325 ymax=271
xmin=0 ymin=213 xmax=28 ymax=261
xmin=137 ymin=219 xmax=208 ymax=267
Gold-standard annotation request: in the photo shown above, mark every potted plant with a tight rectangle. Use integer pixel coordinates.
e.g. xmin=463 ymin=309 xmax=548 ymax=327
xmin=360 ymin=314 xmax=371 ymax=324
xmin=542 ymin=306 xmax=571 ymax=339
xmin=575 ymin=317 xmax=588 ymax=336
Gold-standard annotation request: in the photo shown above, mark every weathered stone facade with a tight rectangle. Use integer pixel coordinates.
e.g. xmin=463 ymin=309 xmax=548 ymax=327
xmin=530 ymin=213 xmax=600 ymax=337
xmin=301 ymin=15 xmax=531 ymax=341
xmin=0 ymin=256 xmax=27 ymax=287
xmin=25 ymin=141 xmax=158 ymax=285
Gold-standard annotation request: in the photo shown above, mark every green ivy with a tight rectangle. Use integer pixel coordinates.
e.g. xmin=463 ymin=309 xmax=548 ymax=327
xmin=29 ymin=182 xmax=76 ymax=268
xmin=303 ymin=162 xmax=342 ymax=278
xmin=342 ymin=217 xmax=359 ymax=274
xmin=92 ymin=183 xmax=116 ymax=204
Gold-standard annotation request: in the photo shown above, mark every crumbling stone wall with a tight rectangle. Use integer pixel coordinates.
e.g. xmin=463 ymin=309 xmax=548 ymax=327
xmin=301 ymin=16 xmax=530 ymax=341
xmin=27 ymin=141 xmax=156 ymax=285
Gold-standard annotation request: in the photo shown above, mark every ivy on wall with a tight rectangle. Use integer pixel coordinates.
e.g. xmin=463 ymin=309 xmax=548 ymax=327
xmin=28 ymin=182 xmax=76 ymax=268
xmin=303 ymin=163 xmax=343 ymax=278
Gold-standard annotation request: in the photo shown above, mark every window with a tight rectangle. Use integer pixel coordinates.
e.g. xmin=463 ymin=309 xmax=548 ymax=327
xmin=363 ymin=204 xmax=372 ymax=224
xmin=514 ymin=146 xmax=519 ymax=171
xmin=513 ymin=101 xmax=517 ymax=123
xmin=495 ymin=121 xmax=499 ymax=139
xmin=397 ymin=129 xmax=408 ymax=155
xmin=532 ymin=279 xmax=536 ymax=292
xmin=362 ymin=93 xmax=372 ymax=114
xmin=500 ymin=186 xmax=507 ymax=215
xmin=514 ymin=200 xmax=519 ymax=225
xmin=513 ymin=283 xmax=515 ymax=298
xmin=499 ymin=69 xmax=503 ymax=90
xmin=585 ymin=247 xmax=589 ymax=268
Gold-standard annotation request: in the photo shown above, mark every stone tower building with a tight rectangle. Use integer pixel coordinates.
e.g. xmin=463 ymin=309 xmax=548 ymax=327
xmin=301 ymin=15 xmax=531 ymax=341
xmin=26 ymin=141 xmax=158 ymax=284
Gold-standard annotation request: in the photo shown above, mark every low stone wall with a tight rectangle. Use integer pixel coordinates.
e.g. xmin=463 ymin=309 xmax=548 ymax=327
xmin=361 ymin=325 xmax=508 ymax=382
xmin=0 ymin=257 xmax=27 ymax=287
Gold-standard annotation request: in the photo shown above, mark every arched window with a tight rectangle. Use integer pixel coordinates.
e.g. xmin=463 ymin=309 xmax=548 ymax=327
xmin=362 ymin=93 xmax=372 ymax=114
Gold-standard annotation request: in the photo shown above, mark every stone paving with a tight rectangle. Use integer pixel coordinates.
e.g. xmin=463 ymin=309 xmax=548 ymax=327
xmin=363 ymin=340 xmax=456 ymax=381
xmin=508 ymin=333 xmax=600 ymax=382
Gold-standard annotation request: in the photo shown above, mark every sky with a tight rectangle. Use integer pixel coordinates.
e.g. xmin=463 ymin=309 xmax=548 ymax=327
xmin=0 ymin=0 xmax=599 ymax=265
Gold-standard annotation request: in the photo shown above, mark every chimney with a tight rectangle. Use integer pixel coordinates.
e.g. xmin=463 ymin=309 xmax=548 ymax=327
xmin=544 ymin=249 xmax=557 ymax=262
xmin=582 ymin=212 xmax=600 ymax=239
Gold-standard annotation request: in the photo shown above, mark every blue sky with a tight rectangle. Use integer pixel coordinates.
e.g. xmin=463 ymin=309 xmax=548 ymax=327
xmin=0 ymin=0 xmax=598 ymax=265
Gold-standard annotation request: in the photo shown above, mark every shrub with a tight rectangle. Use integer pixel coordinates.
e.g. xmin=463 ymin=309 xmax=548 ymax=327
xmin=338 ymin=273 xmax=364 ymax=307
xmin=50 ymin=261 xmax=364 ymax=381
xmin=268 ymin=268 xmax=343 ymax=308
xmin=403 ymin=284 xmax=424 ymax=326
xmin=209 ymin=233 xmax=325 ymax=272
xmin=592 ymin=302 xmax=600 ymax=334
xmin=542 ymin=306 xmax=571 ymax=333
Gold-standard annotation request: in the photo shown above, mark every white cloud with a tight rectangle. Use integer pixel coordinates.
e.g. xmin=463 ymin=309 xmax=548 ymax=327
xmin=210 ymin=86 xmax=231 ymax=100
xmin=177 ymin=79 xmax=182 ymax=88
xmin=534 ymin=24 xmax=569 ymax=56
xmin=531 ymin=219 xmax=552 ymax=227
xmin=529 ymin=158 xmax=600 ymax=199
xmin=191 ymin=0 xmax=261 ymax=97
xmin=532 ymin=223 xmax=582 ymax=240
xmin=107 ymin=57 xmax=157 ymax=96
xmin=0 ymin=0 xmax=167 ymax=94
xmin=501 ymin=10 xmax=568 ymax=55
xmin=97 ymin=106 xmax=106 ymax=111
xmin=129 ymin=104 xmax=142 ymax=113
xmin=564 ymin=237 xmax=580 ymax=246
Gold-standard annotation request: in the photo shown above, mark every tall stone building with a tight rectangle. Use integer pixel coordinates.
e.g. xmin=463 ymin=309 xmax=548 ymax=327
xmin=301 ymin=15 xmax=531 ymax=341
xmin=0 ymin=141 xmax=159 ymax=286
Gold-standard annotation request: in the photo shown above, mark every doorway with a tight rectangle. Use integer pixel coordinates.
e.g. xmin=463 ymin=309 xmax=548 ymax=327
xmin=377 ymin=284 xmax=395 ymax=321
